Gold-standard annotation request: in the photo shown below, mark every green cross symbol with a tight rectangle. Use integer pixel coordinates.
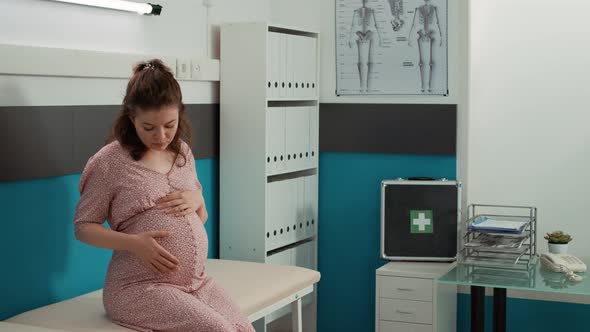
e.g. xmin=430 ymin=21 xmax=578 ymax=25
xmin=410 ymin=210 xmax=433 ymax=234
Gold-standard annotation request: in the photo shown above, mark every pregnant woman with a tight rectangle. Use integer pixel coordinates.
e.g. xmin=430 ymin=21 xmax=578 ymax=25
xmin=74 ymin=59 xmax=254 ymax=332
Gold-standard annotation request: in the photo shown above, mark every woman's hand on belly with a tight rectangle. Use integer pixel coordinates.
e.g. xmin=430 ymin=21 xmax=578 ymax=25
xmin=129 ymin=231 xmax=180 ymax=274
xmin=156 ymin=190 xmax=207 ymax=223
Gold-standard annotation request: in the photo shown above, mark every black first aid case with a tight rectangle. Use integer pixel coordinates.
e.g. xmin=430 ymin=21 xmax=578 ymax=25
xmin=381 ymin=179 xmax=461 ymax=261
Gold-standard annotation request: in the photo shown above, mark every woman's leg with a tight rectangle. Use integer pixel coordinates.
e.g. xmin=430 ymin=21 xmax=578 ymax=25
xmin=191 ymin=277 xmax=255 ymax=332
xmin=105 ymin=283 xmax=248 ymax=332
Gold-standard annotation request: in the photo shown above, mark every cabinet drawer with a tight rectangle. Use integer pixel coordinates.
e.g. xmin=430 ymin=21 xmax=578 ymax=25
xmin=379 ymin=298 xmax=432 ymax=324
xmin=379 ymin=320 xmax=433 ymax=332
xmin=378 ymin=276 xmax=433 ymax=301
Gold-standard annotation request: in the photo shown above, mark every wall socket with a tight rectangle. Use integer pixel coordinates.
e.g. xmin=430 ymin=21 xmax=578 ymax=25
xmin=190 ymin=58 xmax=219 ymax=81
xmin=176 ymin=58 xmax=191 ymax=80
xmin=191 ymin=59 xmax=201 ymax=78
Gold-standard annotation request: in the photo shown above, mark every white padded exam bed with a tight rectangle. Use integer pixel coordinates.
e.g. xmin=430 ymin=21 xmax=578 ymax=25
xmin=4 ymin=259 xmax=320 ymax=332
xmin=0 ymin=322 xmax=65 ymax=332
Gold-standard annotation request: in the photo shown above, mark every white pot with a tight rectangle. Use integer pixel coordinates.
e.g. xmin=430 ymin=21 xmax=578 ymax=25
xmin=548 ymin=243 xmax=568 ymax=254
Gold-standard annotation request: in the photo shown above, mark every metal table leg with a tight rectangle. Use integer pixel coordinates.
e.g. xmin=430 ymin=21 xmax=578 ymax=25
xmin=291 ymin=297 xmax=302 ymax=332
xmin=493 ymin=287 xmax=507 ymax=332
xmin=471 ymin=286 xmax=485 ymax=332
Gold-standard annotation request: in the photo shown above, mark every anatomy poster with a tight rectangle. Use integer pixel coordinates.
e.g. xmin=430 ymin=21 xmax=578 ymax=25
xmin=336 ymin=0 xmax=448 ymax=95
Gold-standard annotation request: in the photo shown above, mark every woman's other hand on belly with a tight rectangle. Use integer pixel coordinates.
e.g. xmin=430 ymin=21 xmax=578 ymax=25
xmin=155 ymin=190 xmax=208 ymax=224
xmin=129 ymin=231 xmax=180 ymax=274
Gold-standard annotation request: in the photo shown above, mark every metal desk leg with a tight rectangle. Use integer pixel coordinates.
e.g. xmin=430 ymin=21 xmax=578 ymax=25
xmin=493 ymin=288 xmax=507 ymax=332
xmin=471 ymin=286 xmax=485 ymax=332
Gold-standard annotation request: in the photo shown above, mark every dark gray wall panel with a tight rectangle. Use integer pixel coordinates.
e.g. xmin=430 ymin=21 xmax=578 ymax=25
xmin=1 ymin=104 xmax=219 ymax=182
xmin=319 ymin=103 xmax=456 ymax=155
xmin=73 ymin=106 xmax=119 ymax=171
xmin=2 ymin=103 xmax=453 ymax=182
xmin=0 ymin=107 xmax=74 ymax=182
xmin=186 ymin=104 xmax=219 ymax=159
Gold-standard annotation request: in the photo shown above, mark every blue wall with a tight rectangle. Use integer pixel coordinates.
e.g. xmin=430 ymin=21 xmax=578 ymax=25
xmin=0 ymin=158 xmax=219 ymax=320
xmin=456 ymin=294 xmax=590 ymax=331
xmin=316 ymin=152 xmax=456 ymax=332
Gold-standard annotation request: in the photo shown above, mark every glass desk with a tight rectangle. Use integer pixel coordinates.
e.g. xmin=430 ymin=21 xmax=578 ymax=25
xmin=437 ymin=257 xmax=590 ymax=332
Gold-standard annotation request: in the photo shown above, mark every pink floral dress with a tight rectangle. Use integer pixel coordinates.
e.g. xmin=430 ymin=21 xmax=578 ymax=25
xmin=74 ymin=140 xmax=254 ymax=332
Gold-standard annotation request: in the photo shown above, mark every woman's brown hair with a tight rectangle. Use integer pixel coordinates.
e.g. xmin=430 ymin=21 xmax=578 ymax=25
xmin=108 ymin=59 xmax=191 ymax=165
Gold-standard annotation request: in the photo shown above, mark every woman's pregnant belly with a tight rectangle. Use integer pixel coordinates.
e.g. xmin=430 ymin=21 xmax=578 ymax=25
xmin=105 ymin=207 xmax=208 ymax=288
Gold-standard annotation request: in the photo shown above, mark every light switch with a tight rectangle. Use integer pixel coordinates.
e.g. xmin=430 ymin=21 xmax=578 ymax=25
xmin=176 ymin=58 xmax=191 ymax=80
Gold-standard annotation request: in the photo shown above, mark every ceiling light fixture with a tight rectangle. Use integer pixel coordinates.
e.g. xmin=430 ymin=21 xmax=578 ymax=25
xmin=50 ymin=0 xmax=162 ymax=15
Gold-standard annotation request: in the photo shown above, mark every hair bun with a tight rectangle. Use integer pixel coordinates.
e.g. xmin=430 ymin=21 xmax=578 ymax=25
xmin=133 ymin=59 xmax=170 ymax=75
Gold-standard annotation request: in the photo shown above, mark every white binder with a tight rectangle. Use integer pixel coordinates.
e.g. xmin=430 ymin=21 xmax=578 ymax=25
xmin=295 ymin=177 xmax=305 ymax=242
xmin=294 ymin=240 xmax=312 ymax=269
xmin=308 ymin=36 xmax=317 ymax=98
xmin=285 ymin=106 xmax=309 ymax=172
xmin=267 ymin=179 xmax=296 ymax=251
xmin=286 ymin=179 xmax=298 ymax=247
xmin=265 ymin=181 xmax=279 ymax=250
xmin=267 ymin=240 xmax=315 ymax=269
xmin=304 ymin=174 xmax=318 ymax=239
xmin=309 ymin=105 xmax=319 ymax=167
xmin=266 ymin=247 xmax=291 ymax=265
xmin=265 ymin=107 xmax=286 ymax=175
xmin=268 ymin=32 xmax=281 ymax=99
xmin=292 ymin=35 xmax=304 ymax=98
xmin=300 ymin=107 xmax=311 ymax=170
xmin=266 ymin=33 xmax=273 ymax=98
xmin=278 ymin=33 xmax=287 ymax=98
xmin=286 ymin=34 xmax=295 ymax=98
xmin=284 ymin=178 xmax=298 ymax=246
xmin=303 ymin=35 xmax=312 ymax=98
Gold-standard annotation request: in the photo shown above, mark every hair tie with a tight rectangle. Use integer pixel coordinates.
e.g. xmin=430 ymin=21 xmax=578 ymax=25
xmin=143 ymin=63 xmax=155 ymax=70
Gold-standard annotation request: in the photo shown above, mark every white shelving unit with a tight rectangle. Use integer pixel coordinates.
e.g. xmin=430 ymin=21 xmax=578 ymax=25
xmin=220 ymin=22 xmax=320 ymax=331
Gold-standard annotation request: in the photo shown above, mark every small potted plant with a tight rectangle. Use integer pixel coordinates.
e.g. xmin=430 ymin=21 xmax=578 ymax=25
xmin=544 ymin=230 xmax=572 ymax=254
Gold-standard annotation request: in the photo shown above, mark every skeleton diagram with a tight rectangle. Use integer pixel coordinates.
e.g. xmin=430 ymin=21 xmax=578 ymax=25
xmin=408 ymin=0 xmax=442 ymax=93
xmin=388 ymin=0 xmax=404 ymax=32
xmin=348 ymin=0 xmax=382 ymax=93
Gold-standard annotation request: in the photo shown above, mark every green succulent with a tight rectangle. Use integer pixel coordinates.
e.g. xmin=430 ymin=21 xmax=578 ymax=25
xmin=544 ymin=230 xmax=573 ymax=244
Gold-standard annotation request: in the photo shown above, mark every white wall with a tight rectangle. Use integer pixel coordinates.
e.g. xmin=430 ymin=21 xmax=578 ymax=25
xmin=270 ymin=0 xmax=320 ymax=32
xmin=467 ymin=0 xmax=590 ymax=257
xmin=0 ymin=0 xmax=269 ymax=106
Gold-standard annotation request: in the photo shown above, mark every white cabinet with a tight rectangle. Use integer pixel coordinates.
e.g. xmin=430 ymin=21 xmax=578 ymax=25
xmin=220 ymin=22 xmax=319 ymax=332
xmin=376 ymin=262 xmax=456 ymax=332
xmin=379 ymin=321 xmax=433 ymax=332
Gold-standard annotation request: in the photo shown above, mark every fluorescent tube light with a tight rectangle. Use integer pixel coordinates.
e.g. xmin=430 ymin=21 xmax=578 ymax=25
xmin=50 ymin=0 xmax=162 ymax=15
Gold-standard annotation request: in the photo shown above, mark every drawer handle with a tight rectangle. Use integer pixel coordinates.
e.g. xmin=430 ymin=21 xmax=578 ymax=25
xmin=396 ymin=288 xmax=415 ymax=292
xmin=396 ymin=309 xmax=416 ymax=315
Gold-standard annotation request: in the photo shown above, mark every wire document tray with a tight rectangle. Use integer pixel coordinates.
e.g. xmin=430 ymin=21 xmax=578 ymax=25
xmin=460 ymin=204 xmax=538 ymax=270
xmin=457 ymin=264 xmax=537 ymax=288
